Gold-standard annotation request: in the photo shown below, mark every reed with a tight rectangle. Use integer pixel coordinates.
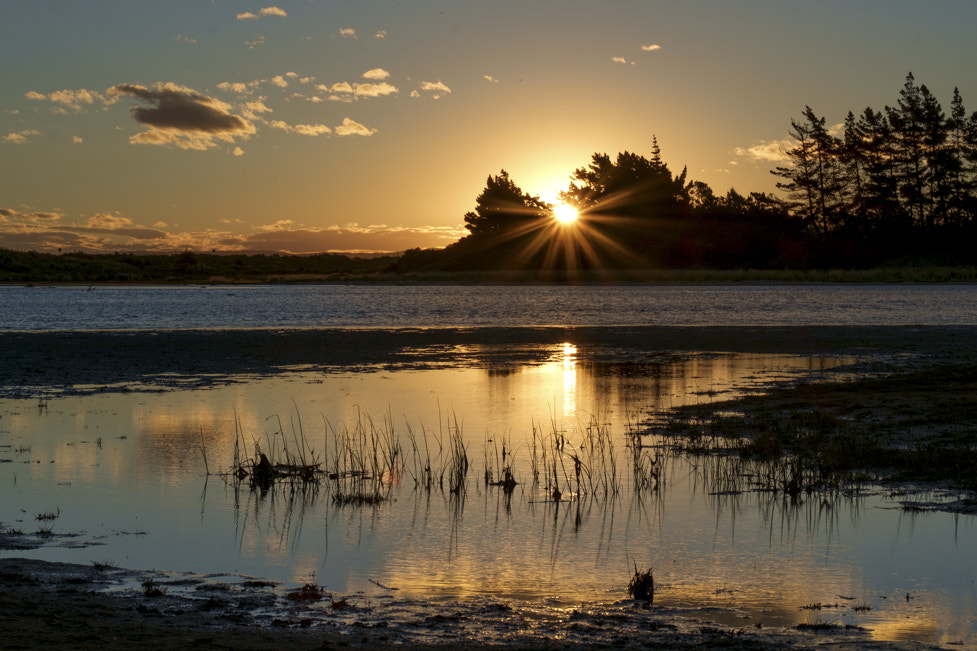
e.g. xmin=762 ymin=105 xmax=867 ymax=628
xmin=325 ymin=407 xmax=403 ymax=505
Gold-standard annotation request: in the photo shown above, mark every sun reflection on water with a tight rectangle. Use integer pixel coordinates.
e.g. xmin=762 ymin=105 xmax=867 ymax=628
xmin=561 ymin=343 xmax=577 ymax=419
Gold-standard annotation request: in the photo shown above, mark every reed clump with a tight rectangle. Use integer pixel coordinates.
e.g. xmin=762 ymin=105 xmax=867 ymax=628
xmin=325 ymin=407 xmax=403 ymax=505
xmin=230 ymin=407 xmax=323 ymax=492
xmin=627 ymin=563 xmax=654 ymax=603
xmin=529 ymin=411 xmax=623 ymax=502
xmin=404 ymin=411 xmax=469 ymax=494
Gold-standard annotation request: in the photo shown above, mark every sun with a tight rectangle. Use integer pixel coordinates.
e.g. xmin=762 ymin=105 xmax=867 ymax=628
xmin=553 ymin=202 xmax=579 ymax=224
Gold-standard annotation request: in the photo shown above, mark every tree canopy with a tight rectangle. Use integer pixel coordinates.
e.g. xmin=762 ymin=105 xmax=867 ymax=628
xmin=392 ymin=74 xmax=977 ymax=275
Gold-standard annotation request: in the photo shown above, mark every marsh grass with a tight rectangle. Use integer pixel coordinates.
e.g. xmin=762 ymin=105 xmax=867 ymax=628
xmin=404 ymin=410 xmax=468 ymax=494
xmin=533 ymin=412 xmax=624 ymax=502
xmin=35 ymin=507 xmax=60 ymax=521
xmin=483 ymin=432 xmax=517 ymax=494
xmin=326 ymin=407 xmax=404 ymax=504
xmin=661 ymin=403 xmax=977 ymax=497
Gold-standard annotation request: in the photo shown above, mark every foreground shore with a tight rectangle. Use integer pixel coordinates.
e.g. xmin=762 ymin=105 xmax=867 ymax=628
xmin=0 ymin=557 xmax=947 ymax=651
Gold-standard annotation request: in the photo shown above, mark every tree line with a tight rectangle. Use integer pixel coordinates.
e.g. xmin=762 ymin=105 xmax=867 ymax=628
xmin=392 ymin=73 xmax=977 ymax=273
xmin=774 ymin=73 xmax=977 ymax=258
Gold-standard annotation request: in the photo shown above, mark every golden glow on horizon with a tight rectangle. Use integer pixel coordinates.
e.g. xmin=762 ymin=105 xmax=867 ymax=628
xmin=553 ymin=202 xmax=579 ymax=224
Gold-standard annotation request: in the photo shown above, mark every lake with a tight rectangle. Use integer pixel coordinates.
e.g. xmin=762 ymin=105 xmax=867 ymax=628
xmin=1 ymin=283 xmax=976 ymax=647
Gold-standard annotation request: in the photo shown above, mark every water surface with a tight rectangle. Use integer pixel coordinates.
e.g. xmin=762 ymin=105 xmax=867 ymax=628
xmin=3 ymin=283 xmax=977 ymax=330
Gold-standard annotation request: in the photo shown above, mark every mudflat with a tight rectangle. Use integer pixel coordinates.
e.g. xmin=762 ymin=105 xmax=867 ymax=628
xmin=4 ymin=325 xmax=977 ymax=397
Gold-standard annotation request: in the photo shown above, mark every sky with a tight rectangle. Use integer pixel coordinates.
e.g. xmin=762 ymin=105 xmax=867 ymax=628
xmin=3 ymin=1 xmax=977 ymax=256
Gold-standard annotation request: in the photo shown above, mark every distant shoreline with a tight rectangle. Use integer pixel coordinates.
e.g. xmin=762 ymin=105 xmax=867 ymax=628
xmin=4 ymin=265 xmax=977 ymax=285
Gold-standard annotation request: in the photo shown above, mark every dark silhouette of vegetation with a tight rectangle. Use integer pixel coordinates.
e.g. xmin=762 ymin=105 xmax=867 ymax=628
xmin=0 ymin=249 xmax=393 ymax=283
xmin=393 ymin=73 xmax=977 ymax=274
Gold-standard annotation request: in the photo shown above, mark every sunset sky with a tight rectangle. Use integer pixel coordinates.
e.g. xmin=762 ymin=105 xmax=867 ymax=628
xmin=3 ymin=1 xmax=976 ymax=255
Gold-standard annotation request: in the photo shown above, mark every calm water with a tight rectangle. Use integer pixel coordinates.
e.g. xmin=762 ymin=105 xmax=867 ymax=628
xmin=2 ymin=283 xmax=977 ymax=329
xmin=1 ymin=284 xmax=976 ymax=646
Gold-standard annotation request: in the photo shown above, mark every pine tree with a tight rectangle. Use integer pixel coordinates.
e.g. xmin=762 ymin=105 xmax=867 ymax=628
xmin=886 ymin=73 xmax=929 ymax=226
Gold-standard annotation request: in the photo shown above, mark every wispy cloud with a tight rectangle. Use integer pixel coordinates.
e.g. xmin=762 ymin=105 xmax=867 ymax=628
xmin=269 ymin=120 xmax=332 ymax=136
xmin=339 ymin=27 xmax=356 ymax=38
xmin=733 ymin=139 xmax=792 ymax=163
xmin=483 ymin=75 xmax=499 ymax=83
xmin=334 ymin=117 xmax=376 ymax=137
xmin=26 ymin=88 xmax=112 ymax=113
xmin=374 ymin=30 xmax=387 ymax=39
xmin=414 ymin=81 xmax=451 ymax=99
xmin=353 ymin=82 xmax=398 ymax=98
xmin=641 ymin=44 xmax=661 ymax=51
xmin=218 ymin=81 xmax=253 ymax=94
xmin=109 ymin=82 xmax=255 ymax=151
xmin=3 ymin=129 xmax=41 ymax=144
xmin=237 ymin=6 xmax=286 ymax=20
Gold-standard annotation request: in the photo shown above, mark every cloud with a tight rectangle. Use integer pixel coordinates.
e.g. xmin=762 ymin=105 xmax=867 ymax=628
xmin=245 ymin=36 xmax=265 ymax=49
xmin=334 ymin=117 xmax=376 ymax=137
xmin=641 ymin=44 xmax=662 ymax=51
xmin=220 ymin=224 xmax=464 ymax=255
xmin=362 ymin=68 xmax=390 ymax=80
xmin=319 ymin=79 xmax=397 ymax=99
xmin=413 ymin=81 xmax=451 ymax=99
xmin=0 ymin=208 xmax=462 ymax=255
xmin=354 ymin=82 xmax=398 ymax=98
xmin=73 ymin=136 xmax=83 ymax=144
xmin=374 ymin=30 xmax=387 ymax=39
xmin=86 ymin=213 xmax=135 ymax=230
xmin=484 ymin=75 xmax=499 ymax=83
xmin=237 ymin=7 xmax=286 ymax=20
xmin=3 ymin=129 xmax=41 ymax=144
xmin=339 ymin=27 xmax=356 ymax=38
xmin=324 ymin=82 xmax=353 ymax=94
xmin=26 ymin=88 xmax=111 ymax=112
xmin=233 ymin=147 xmax=244 ymax=156
xmin=612 ymin=57 xmax=634 ymax=64
xmin=241 ymin=100 xmax=273 ymax=120
xmin=0 ymin=208 xmax=61 ymax=222
xmin=176 ymin=34 xmax=198 ymax=44
xmin=109 ymin=82 xmax=255 ymax=150
xmin=218 ymin=81 xmax=252 ymax=94
xmin=733 ymin=139 xmax=792 ymax=163
xmin=270 ymin=120 xmax=332 ymax=136
xmin=271 ymin=75 xmax=288 ymax=88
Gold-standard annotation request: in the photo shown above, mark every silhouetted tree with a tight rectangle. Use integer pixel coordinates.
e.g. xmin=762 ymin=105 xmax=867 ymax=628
xmin=560 ymin=137 xmax=690 ymax=265
xmin=462 ymin=170 xmax=550 ymax=241
xmin=886 ymin=73 xmax=931 ymax=226
xmin=772 ymin=114 xmax=820 ymax=230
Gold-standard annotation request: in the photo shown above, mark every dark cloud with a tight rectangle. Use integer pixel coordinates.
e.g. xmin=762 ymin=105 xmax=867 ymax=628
xmin=110 ymin=83 xmax=250 ymax=134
